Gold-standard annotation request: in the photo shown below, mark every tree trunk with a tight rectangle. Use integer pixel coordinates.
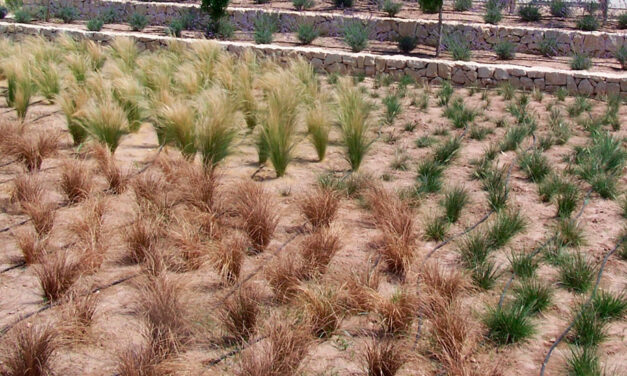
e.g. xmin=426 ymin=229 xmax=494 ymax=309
xmin=435 ymin=3 xmax=443 ymax=57
xmin=602 ymin=0 xmax=608 ymax=24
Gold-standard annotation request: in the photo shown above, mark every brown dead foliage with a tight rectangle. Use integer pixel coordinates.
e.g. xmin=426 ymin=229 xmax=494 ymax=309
xmin=231 ymin=181 xmax=279 ymax=252
xmin=34 ymin=251 xmax=82 ymax=302
xmin=218 ymin=286 xmax=260 ymax=342
xmin=12 ymin=228 xmax=48 ymax=265
xmin=361 ymin=337 xmax=407 ymax=376
xmin=0 ymin=125 xmax=60 ymax=171
xmin=265 ymin=251 xmax=304 ymax=303
xmin=297 ymin=187 xmax=340 ymax=229
xmin=90 ymin=142 xmax=129 ymax=194
xmin=373 ymin=287 xmax=417 ymax=336
xmin=59 ymin=158 xmax=93 ymax=204
xmin=211 ymin=235 xmax=245 ymax=284
xmin=297 ymin=284 xmax=343 ymax=338
xmin=0 ymin=324 xmax=60 ymax=376
xmin=343 ymin=262 xmax=381 ymax=313
xmin=124 ymin=214 xmax=163 ymax=265
xmin=299 ymin=227 xmax=342 ymax=279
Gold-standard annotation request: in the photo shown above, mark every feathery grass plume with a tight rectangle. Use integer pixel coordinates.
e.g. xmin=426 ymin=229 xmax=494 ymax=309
xmin=258 ymin=70 xmax=301 ymax=177
xmin=237 ymin=317 xmax=311 ymax=376
xmin=3 ymin=57 xmax=33 ymax=121
xmin=212 ymin=235 xmax=245 ymax=284
xmin=76 ymin=97 xmax=130 ymax=153
xmin=59 ymin=159 xmax=93 ymax=204
xmin=591 ymin=290 xmax=626 ymax=321
xmin=156 ymin=98 xmax=196 ymax=158
xmin=90 ymin=142 xmax=129 ymax=194
xmin=217 ymin=51 xmax=258 ymax=129
xmin=374 ymin=287 xmax=416 ymax=335
xmin=134 ymin=274 xmax=190 ymax=360
xmin=484 ymin=304 xmax=535 ymax=345
xmin=511 ymin=280 xmax=552 ymax=314
xmin=518 ymin=149 xmax=551 ymax=182
xmin=569 ymin=303 xmax=606 ymax=347
xmin=265 ymin=251 xmax=304 ymax=302
xmin=558 ymin=251 xmax=595 ymax=293
xmin=173 ymin=62 xmax=204 ymax=96
xmin=297 ymin=187 xmax=340 ymax=229
xmin=566 ymin=346 xmax=601 ymax=376
xmin=66 ymin=52 xmax=91 ymax=82
xmin=305 ymin=98 xmax=332 ymax=161
xmin=112 ymin=74 xmax=145 ymax=132
xmin=31 ymin=61 xmax=59 ymax=103
xmin=109 ymin=37 xmax=139 ymax=71
xmin=218 ymin=286 xmax=260 ymax=342
xmin=1 ymin=127 xmax=60 ymax=172
xmin=289 ymin=57 xmax=320 ymax=105
xmin=35 ymin=250 xmax=82 ymax=302
xmin=335 ymin=77 xmax=374 ymax=171
xmin=297 ymin=284 xmax=343 ymax=338
xmin=186 ymin=40 xmax=222 ymax=83
xmin=299 ymin=227 xmax=342 ymax=279
xmin=485 ymin=209 xmax=526 ymax=249
xmin=361 ymin=337 xmax=407 ymax=376
xmin=508 ymin=249 xmax=538 ymax=279
xmin=232 ymin=181 xmax=279 ymax=252
xmin=58 ymin=85 xmax=90 ymax=145
xmin=196 ymin=87 xmax=240 ymax=167
xmin=0 ymin=324 xmax=59 ymax=376
xmin=441 ymin=185 xmax=469 ymax=223
xmin=12 ymin=228 xmax=48 ymax=265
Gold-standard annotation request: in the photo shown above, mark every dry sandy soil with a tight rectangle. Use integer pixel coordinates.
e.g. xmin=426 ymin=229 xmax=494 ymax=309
xmin=0 ymin=42 xmax=626 ymax=376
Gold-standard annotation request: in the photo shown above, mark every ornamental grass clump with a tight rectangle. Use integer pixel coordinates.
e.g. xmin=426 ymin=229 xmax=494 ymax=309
xmin=336 ymin=77 xmax=374 ymax=171
xmin=195 ymin=88 xmax=240 ymax=167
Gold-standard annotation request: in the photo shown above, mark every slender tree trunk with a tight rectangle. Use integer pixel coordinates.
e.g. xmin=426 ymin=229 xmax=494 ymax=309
xmin=602 ymin=0 xmax=608 ymax=24
xmin=435 ymin=3 xmax=443 ymax=57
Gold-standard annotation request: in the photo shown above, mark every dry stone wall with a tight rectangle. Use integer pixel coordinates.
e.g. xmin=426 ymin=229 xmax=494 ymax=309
xmin=23 ymin=0 xmax=626 ymax=58
xmin=2 ymin=22 xmax=625 ymax=96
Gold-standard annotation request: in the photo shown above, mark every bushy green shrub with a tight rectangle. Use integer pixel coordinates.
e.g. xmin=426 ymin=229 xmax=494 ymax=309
xmin=253 ymin=14 xmax=277 ymax=44
xmin=343 ymin=21 xmax=369 ymax=52
xmin=201 ymin=0 xmax=229 ymax=33
xmin=494 ymin=41 xmax=516 ymax=60
xmin=445 ymin=34 xmax=471 ymax=61
xmin=539 ymin=36 xmax=558 ymax=57
xmin=168 ymin=18 xmax=184 ymax=37
xmin=571 ymin=52 xmax=592 ymax=70
xmin=619 ymin=13 xmax=627 ymax=29
xmin=297 ymin=23 xmax=319 ymax=45
xmin=397 ymin=35 xmax=418 ymax=53
xmin=100 ymin=7 xmax=117 ymax=24
xmin=56 ymin=6 xmax=78 ymax=24
xmin=418 ymin=0 xmax=442 ymax=14
xmin=333 ymin=0 xmax=353 ymax=8
xmin=576 ymin=14 xmax=599 ymax=31
xmin=382 ymin=0 xmax=402 ymax=17
xmin=293 ymin=0 xmax=315 ymax=10
xmin=5 ymin=0 xmax=22 ymax=11
xmin=484 ymin=0 xmax=503 ymax=24
xmin=129 ymin=12 xmax=148 ymax=31
xmin=13 ymin=8 xmax=31 ymax=23
xmin=0 ymin=6 xmax=8 ymax=19
xmin=519 ymin=3 xmax=541 ymax=22
xmin=454 ymin=0 xmax=472 ymax=12
xmin=617 ymin=44 xmax=627 ymax=70
xmin=87 ymin=18 xmax=104 ymax=32
xmin=213 ymin=18 xmax=234 ymax=39
xmin=549 ymin=0 xmax=570 ymax=18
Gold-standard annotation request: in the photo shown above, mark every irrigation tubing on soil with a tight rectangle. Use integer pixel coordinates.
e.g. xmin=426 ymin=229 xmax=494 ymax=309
xmin=539 ymin=234 xmax=626 ymax=376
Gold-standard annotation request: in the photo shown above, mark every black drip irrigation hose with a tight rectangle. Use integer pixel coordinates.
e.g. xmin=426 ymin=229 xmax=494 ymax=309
xmin=0 ymin=159 xmax=18 ymax=168
xmin=539 ymin=234 xmax=626 ymax=376
xmin=206 ymin=335 xmax=267 ymax=367
xmin=497 ymin=189 xmax=593 ymax=309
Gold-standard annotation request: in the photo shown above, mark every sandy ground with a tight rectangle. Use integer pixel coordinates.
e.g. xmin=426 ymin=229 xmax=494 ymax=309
xmin=0 ymin=66 xmax=626 ymax=376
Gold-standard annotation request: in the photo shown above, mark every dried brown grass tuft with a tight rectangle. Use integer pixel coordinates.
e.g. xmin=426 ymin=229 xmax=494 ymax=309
xmin=237 ymin=317 xmax=311 ymax=376
xmin=297 ymin=284 xmax=343 ymax=338
xmin=362 ymin=337 xmax=407 ymax=376
xmin=22 ymin=199 xmax=57 ymax=237
xmin=134 ymin=274 xmax=190 ymax=360
xmin=420 ymin=262 xmax=468 ymax=304
xmin=90 ymin=142 xmax=129 ymax=194
xmin=0 ymin=324 xmax=60 ymax=376
xmin=218 ymin=286 xmax=260 ymax=342
xmin=12 ymin=228 xmax=48 ymax=265
xmin=265 ymin=252 xmax=304 ymax=303
xmin=297 ymin=187 xmax=340 ymax=229
xmin=299 ymin=227 xmax=342 ymax=279
xmin=343 ymin=262 xmax=381 ymax=312
xmin=115 ymin=342 xmax=160 ymax=376
xmin=35 ymin=250 xmax=82 ymax=302
xmin=1 ymin=128 xmax=60 ymax=171
xmin=231 ymin=181 xmax=279 ymax=252
xmin=211 ymin=235 xmax=245 ymax=284
xmin=124 ymin=214 xmax=162 ymax=265
xmin=11 ymin=173 xmax=46 ymax=206
xmin=373 ymin=287 xmax=417 ymax=335
xmin=131 ymin=171 xmax=177 ymax=215
xmin=66 ymin=197 xmax=107 ymax=271
xmin=61 ymin=292 xmax=100 ymax=338
xmin=169 ymin=218 xmax=208 ymax=271
xmin=176 ymin=163 xmax=219 ymax=212
xmin=59 ymin=159 xmax=93 ymax=204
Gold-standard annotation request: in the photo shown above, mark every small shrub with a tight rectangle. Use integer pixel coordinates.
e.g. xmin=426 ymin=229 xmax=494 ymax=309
xmin=253 ymin=14 xmax=277 ymax=44
xmin=293 ymin=0 xmax=315 ymax=10
xmin=425 ymin=216 xmax=448 ymax=241
xmin=419 ymin=0 xmax=442 ymax=14
xmin=397 ymin=35 xmax=418 ymax=53
xmin=549 ymin=0 xmax=570 ymax=18
xmin=619 ymin=13 xmax=627 ymax=29
xmin=558 ymin=251 xmax=595 ymax=293
xmin=382 ymin=0 xmax=402 ymax=17
xmin=343 ymin=21 xmax=369 ymax=52
xmin=129 ymin=12 xmax=148 ymax=31
xmin=100 ymin=7 xmax=117 ymax=23
xmin=576 ymin=14 xmax=599 ymax=31
xmin=570 ymin=304 xmax=606 ymax=347
xmin=519 ymin=3 xmax=541 ymax=22
xmin=13 ymin=8 xmax=31 ymax=23
xmin=168 ymin=18 xmax=184 ymax=37
xmin=566 ymin=347 xmax=601 ymax=376
xmin=333 ymin=0 xmax=353 ymax=8
xmin=454 ymin=0 xmax=472 ymax=12
xmin=87 ymin=18 xmax=104 ymax=32
xmin=55 ymin=6 xmax=78 ymax=24
xmin=444 ymin=34 xmax=472 ymax=61
xmin=484 ymin=6 xmax=502 ymax=24
xmin=494 ymin=41 xmax=516 ymax=60
xmin=512 ymin=280 xmax=552 ymax=314
xmin=539 ymin=36 xmax=558 ymax=57
xmin=571 ymin=52 xmax=592 ymax=71
xmin=0 ymin=6 xmax=7 ymax=19
xmin=484 ymin=305 xmax=535 ymax=345
xmin=297 ymin=23 xmax=319 ymax=45
xmin=616 ymin=44 xmax=627 ymax=70
xmin=592 ymin=290 xmax=626 ymax=321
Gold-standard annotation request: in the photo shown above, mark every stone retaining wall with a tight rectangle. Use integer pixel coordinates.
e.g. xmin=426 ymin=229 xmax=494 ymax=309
xmin=1 ymin=22 xmax=625 ymax=96
xmin=23 ymin=0 xmax=626 ymax=58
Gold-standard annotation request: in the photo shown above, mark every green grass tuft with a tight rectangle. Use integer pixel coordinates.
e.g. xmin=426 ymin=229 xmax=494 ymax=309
xmin=511 ymin=280 xmax=552 ymax=315
xmin=441 ymin=186 xmax=469 ymax=223
xmin=484 ymin=305 xmax=535 ymax=345
xmin=558 ymin=251 xmax=595 ymax=293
